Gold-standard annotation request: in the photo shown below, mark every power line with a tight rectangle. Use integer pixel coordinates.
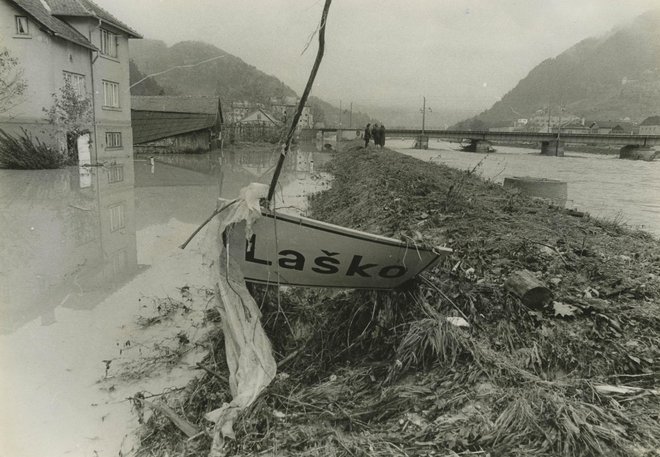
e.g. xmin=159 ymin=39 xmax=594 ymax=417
xmin=130 ymin=55 xmax=226 ymax=89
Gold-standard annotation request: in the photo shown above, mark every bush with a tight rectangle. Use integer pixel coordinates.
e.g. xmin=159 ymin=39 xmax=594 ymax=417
xmin=0 ymin=128 xmax=67 ymax=169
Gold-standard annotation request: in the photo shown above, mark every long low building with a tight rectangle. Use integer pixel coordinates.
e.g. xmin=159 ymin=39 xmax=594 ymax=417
xmin=131 ymin=96 xmax=223 ymax=153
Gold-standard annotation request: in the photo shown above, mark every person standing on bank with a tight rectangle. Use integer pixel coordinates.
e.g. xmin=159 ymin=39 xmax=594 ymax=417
xmin=378 ymin=123 xmax=386 ymax=149
xmin=364 ymin=123 xmax=372 ymax=147
xmin=372 ymin=123 xmax=380 ymax=149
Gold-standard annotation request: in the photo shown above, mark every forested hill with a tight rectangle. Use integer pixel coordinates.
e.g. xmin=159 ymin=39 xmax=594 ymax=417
xmin=128 ymin=39 xmax=373 ymax=128
xmin=454 ymin=9 xmax=660 ymax=129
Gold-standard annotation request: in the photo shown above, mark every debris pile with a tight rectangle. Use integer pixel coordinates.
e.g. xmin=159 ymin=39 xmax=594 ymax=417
xmin=134 ymin=144 xmax=659 ymax=456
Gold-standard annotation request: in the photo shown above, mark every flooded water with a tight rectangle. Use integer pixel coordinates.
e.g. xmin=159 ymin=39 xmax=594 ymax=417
xmin=0 ymin=148 xmax=330 ymax=457
xmin=2 ymin=141 xmax=658 ymax=456
xmin=389 ymin=139 xmax=660 ymax=237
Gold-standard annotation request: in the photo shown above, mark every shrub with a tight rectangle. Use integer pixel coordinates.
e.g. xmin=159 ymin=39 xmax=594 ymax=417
xmin=0 ymin=128 xmax=67 ymax=169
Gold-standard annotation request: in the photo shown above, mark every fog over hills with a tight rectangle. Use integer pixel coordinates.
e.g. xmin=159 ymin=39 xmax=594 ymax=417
xmin=454 ymin=9 xmax=660 ymax=129
xmin=129 ymin=39 xmax=477 ymax=129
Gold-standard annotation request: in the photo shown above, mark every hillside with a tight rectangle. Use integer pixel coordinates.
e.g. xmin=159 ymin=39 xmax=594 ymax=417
xmin=455 ymin=9 xmax=660 ymax=129
xmin=129 ymin=39 xmax=374 ymax=128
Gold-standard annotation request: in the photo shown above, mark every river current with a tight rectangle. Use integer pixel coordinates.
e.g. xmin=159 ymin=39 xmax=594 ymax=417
xmin=389 ymin=138 xmax=660 ymax=237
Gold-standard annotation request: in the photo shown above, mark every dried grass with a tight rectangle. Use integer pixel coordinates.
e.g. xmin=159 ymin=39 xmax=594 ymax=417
xmin=134 ymin=144 xmax=660 ymax=457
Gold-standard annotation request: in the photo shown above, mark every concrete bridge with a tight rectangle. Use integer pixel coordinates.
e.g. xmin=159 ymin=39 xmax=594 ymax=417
xmin=304 ymin=128 xmax=660 ymax=158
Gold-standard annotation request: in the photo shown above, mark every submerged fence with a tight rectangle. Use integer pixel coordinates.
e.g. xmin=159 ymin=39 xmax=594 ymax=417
xmin=222 ymin=123 xmax=284 ymax=144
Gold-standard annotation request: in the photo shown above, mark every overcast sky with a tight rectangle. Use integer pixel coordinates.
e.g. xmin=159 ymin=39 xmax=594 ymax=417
xmin=96 ymin=0 xmax=659 ymax=112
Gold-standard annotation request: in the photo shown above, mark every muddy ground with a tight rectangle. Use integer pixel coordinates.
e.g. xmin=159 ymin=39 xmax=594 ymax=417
xmin=133 ymin=142 xmax=659 ymax=456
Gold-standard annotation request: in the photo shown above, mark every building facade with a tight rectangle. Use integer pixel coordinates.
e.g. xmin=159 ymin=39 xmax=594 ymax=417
xmin=269 ymin=96 xmax=313 ymax=128
xmin=0 ymin=0 xmax=140 ymax=163
xmin=639 ymin=116 xmax=660 ymax=135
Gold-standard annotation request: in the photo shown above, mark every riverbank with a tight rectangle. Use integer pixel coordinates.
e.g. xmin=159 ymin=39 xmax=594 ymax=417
xmin=134 ymin=143 xmax=659 ymax=456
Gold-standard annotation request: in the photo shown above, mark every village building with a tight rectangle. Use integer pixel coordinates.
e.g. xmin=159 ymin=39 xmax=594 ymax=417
xmin=131 ymin=96 xmax=223 ymax=153
xmin=639 ymin=116 xmax=660 ymax=135
xmin=527 ymin=109 xmax=580 ymax=132
xmin=269 ymin=96 xmax=313 ymax=128
xmin=551 ymin=121 xmax=591 ymax=135
xmin=0 ymin=0 xmax=141 ymax=163
xmin=238 ymin=108 xmax=281 ymax=127
xmin=589 ymin=121 xmax=636 ymax=135
xmin=227 ymin=101 xmax=253 ymax=124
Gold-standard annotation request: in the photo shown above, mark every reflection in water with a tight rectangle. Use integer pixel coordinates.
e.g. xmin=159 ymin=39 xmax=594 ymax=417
xmin=0 ymin=147 xmax=327 ymax=334
xmin=0 ymin=160 xmax=138 ymax=334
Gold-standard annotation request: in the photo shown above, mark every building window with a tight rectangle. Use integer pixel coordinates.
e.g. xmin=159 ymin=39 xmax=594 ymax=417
xmin=102 ymin=80 xmax=119 ymax=108
xmin=100 ymin=29 xmax=118 ymax=58
xmin=107 ymin=164 xmax=124 ymax=183
xmin=105 ymin=132 xmax=122 ymax=149
xmin=15 ymin=16 xmax=28 ymax=35
xmin=63 ymin=71 xmax=86 ymax=98
xmin=109 ymin=204 xmax=125 ymax=232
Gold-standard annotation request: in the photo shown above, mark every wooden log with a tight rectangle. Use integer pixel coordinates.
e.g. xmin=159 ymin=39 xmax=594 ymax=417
xmin=141 ymin=399 xmax=200 ymax=438
xmin=504 ymin=269 xmax=553 ymax=308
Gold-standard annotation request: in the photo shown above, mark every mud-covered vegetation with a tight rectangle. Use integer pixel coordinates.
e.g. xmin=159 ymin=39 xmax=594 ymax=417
xmin=134 ymin=143 xmax=659 ymax=456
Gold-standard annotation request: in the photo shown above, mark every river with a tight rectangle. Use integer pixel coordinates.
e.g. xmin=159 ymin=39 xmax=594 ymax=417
xmin=388 ymin=138 xmax=660 ymax=237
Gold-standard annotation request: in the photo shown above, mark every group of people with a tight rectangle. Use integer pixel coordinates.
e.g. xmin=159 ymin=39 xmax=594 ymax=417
xmin=364 ymin=122 xmax=386 ymax=148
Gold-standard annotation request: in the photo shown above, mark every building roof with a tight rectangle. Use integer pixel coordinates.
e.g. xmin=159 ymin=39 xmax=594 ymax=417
xmin=9 ymin=0 xmax=96 ymax=49
xmin=46 ymin=0 xmax=141 ymax=37
xmin=131 ymin=111 xmax=217 ymax=144
xmin=640 ymin=115 xmax=660 ymax=126
xmin=131 ymin=96 xmax=223 ymax=144
xmin=240 ymin=108 xmax=281 ymax=125
xmin=131 ymin=96 xmax=220 ymax=115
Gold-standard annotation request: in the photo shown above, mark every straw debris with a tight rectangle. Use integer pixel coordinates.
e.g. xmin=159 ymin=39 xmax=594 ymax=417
xmin=134 ymin=143 xmax=660 ymax=456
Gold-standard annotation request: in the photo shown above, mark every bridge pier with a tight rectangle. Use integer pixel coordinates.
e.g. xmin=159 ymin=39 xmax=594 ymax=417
xmin=413 ymin=135 xmax=429 ymax=149
xmin=540 ymin=140 xmax=564 ymax=157
xmin=463 ymin=139 xmax=492 ymax=153
xmin=619 ymin=145 xmax=657 ymax=161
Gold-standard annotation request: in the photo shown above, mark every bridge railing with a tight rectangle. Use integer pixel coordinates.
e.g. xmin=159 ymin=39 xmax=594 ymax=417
xmin=304 ymin=128 xmax=660 ymax=146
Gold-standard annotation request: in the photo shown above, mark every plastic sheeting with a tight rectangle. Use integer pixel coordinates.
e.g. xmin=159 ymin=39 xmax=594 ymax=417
xmin=202 ymin=183 xmax=277 ymax=456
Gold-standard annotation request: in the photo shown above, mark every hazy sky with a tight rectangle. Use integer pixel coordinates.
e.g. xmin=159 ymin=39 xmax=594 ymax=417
xmin=96 ymin=0 xmax=659 ymax=112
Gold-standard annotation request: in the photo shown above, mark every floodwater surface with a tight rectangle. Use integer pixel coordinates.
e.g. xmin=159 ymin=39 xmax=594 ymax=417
xmin=1 ymin=141 xmax=658 ymax=456
xmin=0 ymin=148 xmax=329 ymax=457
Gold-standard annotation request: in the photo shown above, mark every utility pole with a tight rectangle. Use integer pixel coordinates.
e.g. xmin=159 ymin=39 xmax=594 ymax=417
xmin=338 ymin=100 xmax=342 ymax=128
xmin=556 ymin=101 xmax=565 ymax=156
xmin=422 ymin=96 xmax=426 ymax=134
xmin=349 ymin=102 xmax=353 ymax=128
xmin=417 ymin=96 xmax=432 ymax=149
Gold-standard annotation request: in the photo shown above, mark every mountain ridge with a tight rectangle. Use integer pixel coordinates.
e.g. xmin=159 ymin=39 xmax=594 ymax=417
xmin=454 ymin=9 xmax=660 ymax=129
xmin=129 ymin=39 xmax=375 ymax=128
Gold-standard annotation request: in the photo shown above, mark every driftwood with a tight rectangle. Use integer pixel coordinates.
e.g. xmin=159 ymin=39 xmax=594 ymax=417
xmin=504 ymin=269 xmax=553 ymax=308
xmin=141 ymin=399 xmax=200 ymax=438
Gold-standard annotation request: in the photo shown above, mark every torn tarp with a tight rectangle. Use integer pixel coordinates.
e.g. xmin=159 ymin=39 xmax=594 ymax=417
xmin=201 ymin=183 xmax=277 ymax=457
